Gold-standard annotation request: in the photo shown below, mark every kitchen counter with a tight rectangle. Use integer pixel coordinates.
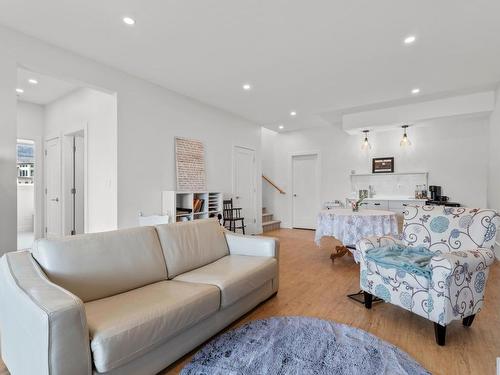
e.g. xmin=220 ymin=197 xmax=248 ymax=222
xmin=362 ymin=197 xmax=428 ymax=202
xmin=348 ymin=197 xmax=428 ymax=215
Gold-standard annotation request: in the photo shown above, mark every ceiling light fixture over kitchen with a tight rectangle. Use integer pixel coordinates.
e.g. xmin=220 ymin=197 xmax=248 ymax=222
xmin=28 ymin=79 xmax=38 ymax=85
xmin=15 ymin=88 xmax=24 ymax=94
xmin=411 ymin=88 xmax=420 ymax=94
xmin=290 ymin=111 xmax=297 ymax=117
xmin=361 ymin=130 xmax=371 ymax=150
xmin=242 ymin=83 xmax=252 ymax=91
xmin=400 ymin=125 xmax=412 ymax=147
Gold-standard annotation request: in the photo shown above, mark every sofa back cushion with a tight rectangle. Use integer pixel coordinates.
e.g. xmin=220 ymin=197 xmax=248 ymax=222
xmin=155 ymin=219 xmax=229 ymax=278
xmin=32 ymin=227 xmax=168 ymax=302
xmin=402 ymin=206 xmax=499 ymax=253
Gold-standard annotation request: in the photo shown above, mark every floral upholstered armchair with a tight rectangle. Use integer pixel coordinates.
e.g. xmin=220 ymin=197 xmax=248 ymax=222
xmin=356 ymin=206 xmax=499 ymax=345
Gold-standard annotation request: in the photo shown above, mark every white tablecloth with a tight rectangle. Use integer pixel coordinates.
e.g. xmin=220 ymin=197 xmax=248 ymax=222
xmin=315 ymin=208 xmax=399 ymax=262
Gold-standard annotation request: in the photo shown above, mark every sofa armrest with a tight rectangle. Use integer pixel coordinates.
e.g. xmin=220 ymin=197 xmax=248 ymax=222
xmin=430 ymin=247 xmax=495 ymax=277
xmin=0 ymin=251 xmax=91 ymax=375
xmin=428 ymin=248 xmax=495 ymax=325
xmin=224 ymin=232 xmax=279 ymax=258
xmin=356 ymin=235 xmax=403 ymax=257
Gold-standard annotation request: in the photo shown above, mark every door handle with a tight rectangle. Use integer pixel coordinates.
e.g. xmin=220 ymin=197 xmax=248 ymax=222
xmin=293 ymin=194 xmax=297 ymax=197
xmin=50 ymin=198 xmax=59 ymax=202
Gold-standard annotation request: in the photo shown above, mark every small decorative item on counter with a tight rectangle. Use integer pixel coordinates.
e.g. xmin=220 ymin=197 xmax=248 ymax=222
xmin=351 ymin=197 xmax=365 ymax=212
xmin=414 ymin=184 xmax=428 ymax=199
xmin=324 ymin=200 xmax=344 ymax=209
xmin=368 ymin=185 xmax=375 ymax=198
xmin=359 ymin=189 xmax=369 ymax=199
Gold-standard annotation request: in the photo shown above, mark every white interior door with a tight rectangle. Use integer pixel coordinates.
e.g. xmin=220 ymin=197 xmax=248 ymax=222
xmin=233 ymin=146 xmax=256 ymax=233
xmin=45 ymin=137 xmax=61 ymax=238
xmin=292 ymin=154 xmax=319 ymax=229
xmin=74 ymin=135 xmax=85 ymax=234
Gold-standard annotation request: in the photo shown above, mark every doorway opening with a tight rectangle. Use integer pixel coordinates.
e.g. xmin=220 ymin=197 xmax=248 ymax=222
xmin=17 ymin=139 xmax=35 ymax=250
xmin=17 ymin=66 xmax=117 ymax=242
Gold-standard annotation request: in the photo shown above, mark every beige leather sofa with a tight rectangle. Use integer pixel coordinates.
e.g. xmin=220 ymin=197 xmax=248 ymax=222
xmin=0 ymin=219 xmax=279 ymax=375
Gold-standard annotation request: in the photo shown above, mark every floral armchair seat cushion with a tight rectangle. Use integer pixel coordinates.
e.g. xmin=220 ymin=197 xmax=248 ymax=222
xmin=357 ymin=206 xmax=499 ymax=326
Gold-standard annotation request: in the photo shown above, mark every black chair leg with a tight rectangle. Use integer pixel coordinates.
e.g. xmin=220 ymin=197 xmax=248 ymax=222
xmin=364 ymin=292 xmax=373 ymax=309
xmin=434 ymin=323 xmax=446 ymax=346
xmin=463 ymin=314 xmax=475 ymax=327
xmin=242 ymin=219 xmax=245 ymax=235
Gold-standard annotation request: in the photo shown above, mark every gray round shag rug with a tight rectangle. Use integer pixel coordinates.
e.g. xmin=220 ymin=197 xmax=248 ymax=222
xmin=181 ymin=316 xmax=430 ymax=375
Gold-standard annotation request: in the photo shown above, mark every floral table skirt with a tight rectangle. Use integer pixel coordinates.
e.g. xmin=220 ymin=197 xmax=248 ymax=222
xmin=315 ymin=208 xmax=399 ymax=262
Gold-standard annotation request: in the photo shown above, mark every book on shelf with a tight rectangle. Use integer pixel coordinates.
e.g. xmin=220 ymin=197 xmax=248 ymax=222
xmin=193 ymin=198 xmax=205 ymax=213
xmin=176 ymin=207 xmax=192 ymax=215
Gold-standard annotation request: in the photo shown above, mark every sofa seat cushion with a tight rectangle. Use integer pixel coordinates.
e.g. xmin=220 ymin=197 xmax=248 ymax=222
xmin=84 ymin=280 xmax=220 ymax=372
xmin=174 ymin=255 xmax=277 ymax=308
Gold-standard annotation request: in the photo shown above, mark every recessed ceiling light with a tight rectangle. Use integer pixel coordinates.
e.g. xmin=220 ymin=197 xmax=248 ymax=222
xmin=290 ymin=111 xmax=297 ymax=117
xmin=15 ymin=88 xmax=24 ymax=94
xmin=411 ymin=88 xmax=420 ymax=94
xmin=278 ymin=125 xmax=284 ymax=130
xmin=242 ymin=83 xmax=252 ymax=91
xmin=404 ymin=35 xmax=416 ymax=44
xmin=28 ymin=78 xmax=38 ymax=85
xmin=123 ymin=17 xmax=135 ymax=25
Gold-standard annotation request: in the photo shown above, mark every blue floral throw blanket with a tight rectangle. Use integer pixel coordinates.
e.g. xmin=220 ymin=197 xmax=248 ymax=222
xmin=365 ymin=245 xmax=435 ymax=279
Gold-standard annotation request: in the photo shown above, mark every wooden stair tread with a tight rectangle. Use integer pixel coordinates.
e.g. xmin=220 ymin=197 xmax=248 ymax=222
xmin=262 ymin=220 xmax=281 ymax=226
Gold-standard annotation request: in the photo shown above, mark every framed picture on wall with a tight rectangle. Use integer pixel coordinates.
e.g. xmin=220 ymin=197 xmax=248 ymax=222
xmin=372 ymin=157 xmax=394 ymax=173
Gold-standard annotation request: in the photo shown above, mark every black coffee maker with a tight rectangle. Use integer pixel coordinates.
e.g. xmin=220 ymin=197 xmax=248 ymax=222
xmin=429 ymin=185 xmax=441 ymax=201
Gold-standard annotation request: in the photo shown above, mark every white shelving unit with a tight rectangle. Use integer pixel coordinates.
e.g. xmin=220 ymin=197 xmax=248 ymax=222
xmin=161 ymin=191 xmax=223 ymax=223
xmin=350 ymin=172 xmax=428 ymax=198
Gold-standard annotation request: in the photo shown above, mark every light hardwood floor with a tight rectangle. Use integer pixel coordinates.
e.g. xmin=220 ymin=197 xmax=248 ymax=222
xmin=163 ymin=228 xmax=500 ymax=375
xmin=1 ymin=229 xmax=496 ymax=374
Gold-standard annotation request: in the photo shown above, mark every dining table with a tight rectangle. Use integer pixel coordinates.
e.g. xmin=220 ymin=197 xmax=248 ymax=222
xmin=315 ymin=208 xmax=399 ymax=263
xmin=315 ymin=207 xmax=399 ymax=304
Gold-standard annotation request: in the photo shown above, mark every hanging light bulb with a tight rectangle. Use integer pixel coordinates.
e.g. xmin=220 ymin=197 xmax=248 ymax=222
xmin=361 ymin=130 xmax=371 ymax=150
xmin=400 ymin=125 xmax=412 ymax=147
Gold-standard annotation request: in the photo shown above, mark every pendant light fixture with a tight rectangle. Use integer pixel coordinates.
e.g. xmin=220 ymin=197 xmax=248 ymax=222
xmin=361 ymin=130 xmax=371 ymax=150
xmin=400 ymin=125 xmax=411 ymax=147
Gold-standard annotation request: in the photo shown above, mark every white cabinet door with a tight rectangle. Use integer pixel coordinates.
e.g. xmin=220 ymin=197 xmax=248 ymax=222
xmin=292 ymin=154 xmax=319 ymax=229
xmin=45 ymin=138 xmax=62 ymax=238
xmin=364 ymin=200 xmax=389 ymax=210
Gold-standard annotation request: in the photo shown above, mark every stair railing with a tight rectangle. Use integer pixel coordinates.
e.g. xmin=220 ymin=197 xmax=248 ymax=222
xmin=262 ymin=175 xmax=286 ymax=194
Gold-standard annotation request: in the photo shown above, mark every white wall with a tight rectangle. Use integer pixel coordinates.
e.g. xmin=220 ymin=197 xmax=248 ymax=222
xmin=45 ymin=88 xmax=117 ymax=233
xmin=0 ymin=25 xmax=263 ymax=242
xmin=17 ymin=101 xmax=44 ymax=239
xmin=0 ymin=56 xmax=18 ymax=255
xmin=488 ymin=86 xmax=500 ymax=211
xmin=262 ymin=116 xmax=489 ymax=228
xmin=488 ymin=85 xmax=500 ymax=256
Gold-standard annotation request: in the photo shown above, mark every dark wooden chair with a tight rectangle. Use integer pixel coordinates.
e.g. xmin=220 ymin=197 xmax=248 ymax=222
xmin=223 ymin=198 xmax=245 ymax=234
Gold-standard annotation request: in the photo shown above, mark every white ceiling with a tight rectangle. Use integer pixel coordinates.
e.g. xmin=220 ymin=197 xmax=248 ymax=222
xmin=3 ymin=1 xmax=500 ymax=131
xmin=17 ymin=68 xmax=79 ymax=105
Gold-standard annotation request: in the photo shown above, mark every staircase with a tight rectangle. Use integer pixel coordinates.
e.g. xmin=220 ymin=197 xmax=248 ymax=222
xmin=262 ymin=207 xmax=281 ymax=232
